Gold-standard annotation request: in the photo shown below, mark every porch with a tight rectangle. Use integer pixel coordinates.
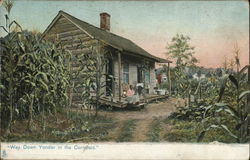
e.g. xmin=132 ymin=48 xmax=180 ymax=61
xmin=96 ymin=93 xmax=169 ymax=108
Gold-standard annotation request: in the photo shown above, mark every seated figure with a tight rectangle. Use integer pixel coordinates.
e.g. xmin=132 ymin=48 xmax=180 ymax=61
xmin=126 ymin=85 xmax=134 ymax=97
xmin=125 ymin=85 xmax=139 ymax=104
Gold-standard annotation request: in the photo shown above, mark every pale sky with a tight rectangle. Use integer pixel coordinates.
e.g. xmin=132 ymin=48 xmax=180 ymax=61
xmin=0 ymin=0 xmax=249 ymax=68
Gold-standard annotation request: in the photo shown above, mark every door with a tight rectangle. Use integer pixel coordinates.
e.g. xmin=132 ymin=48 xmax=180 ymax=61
xmin=106 ymin=58 xmax=113 ymax=96
xmin=137 ymin=66 xmax=143 ymax=83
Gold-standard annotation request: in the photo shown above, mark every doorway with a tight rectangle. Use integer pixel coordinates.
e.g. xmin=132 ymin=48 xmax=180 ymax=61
xmin=106 ymin=58 xmax=113 ymax=96
xmin=137 ymin=66 xmax=143 ymax=83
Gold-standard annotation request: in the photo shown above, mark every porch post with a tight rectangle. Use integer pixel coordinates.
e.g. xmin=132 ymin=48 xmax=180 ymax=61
xmin=168 ymin=62 xmax=171 ymax=96
xmin=118 ymin=51 xmax=122 ymax=101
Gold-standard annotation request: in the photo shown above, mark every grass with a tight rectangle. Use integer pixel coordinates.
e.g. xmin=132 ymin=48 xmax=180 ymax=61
xmin=163 ymin=119 xmax=198 ymax=142
xmin=0 ymin=110 xmax=117 ymax=142
xmin=163 ymin=118 xmax=237 ymax=143
xmin=116 ymin=119 xmax=137 ymax=142
xmin=145 ymin=118 xmax=162 ymax=142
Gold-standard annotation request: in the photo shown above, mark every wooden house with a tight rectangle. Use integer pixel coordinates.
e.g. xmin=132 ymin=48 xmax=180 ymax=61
xmin=41 ymin=10 xmax=171 ymax=108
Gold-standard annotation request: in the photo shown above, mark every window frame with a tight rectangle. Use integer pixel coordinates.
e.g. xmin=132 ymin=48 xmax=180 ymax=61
xmin=122 ymin=62 xmax=129 ymax=84
xmin=144 ymin=66 xmax=150 ymax=83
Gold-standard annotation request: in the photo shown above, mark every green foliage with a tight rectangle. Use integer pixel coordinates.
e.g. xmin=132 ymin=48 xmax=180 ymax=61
xmin=168 ymin=59 xmax=249 ymax=143
xmin=164 ymin=119 xmax=234 ymax=143
xmin=0 ymin=30 xmax=71 ymax=131
xmin=169 ymin=104 xmax=205 ymax=122
xmin=166 ymin=34 xmax=198 ymax=68
xmin=146 ymin=118 xmax=162 ymax=142
xmin=166 ymin=34 xmax=199 ymax=97
xmin=198 ymin=70 xmax=250 ymax=143
xmin=0 ymin=111 xmax=116 ymax=142
xmin=71 ymin=42 xmax=113 ymax=116
xmin=163 ymin=119 xmax=199 ymax=142
xmin=159 ymin=81 xmax=168 ymax=89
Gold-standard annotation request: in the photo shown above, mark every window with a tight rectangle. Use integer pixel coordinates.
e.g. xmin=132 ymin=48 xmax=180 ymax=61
xmin=123 ymin=63 xmax=129 ymax=84
xmin=144 ymin=67 xmax=150 ymax=83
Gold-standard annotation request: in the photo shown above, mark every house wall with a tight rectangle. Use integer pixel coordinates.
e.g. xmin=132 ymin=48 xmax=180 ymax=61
xmin=43 ymin=15 xmax=157 ymax=106
xmin=44 ymin=15 xmax=101 ymax=107
xmin=149 ymin=62 xmax=156 ymax=94
xmin=112 ymin=54 xmax=157 ymax=96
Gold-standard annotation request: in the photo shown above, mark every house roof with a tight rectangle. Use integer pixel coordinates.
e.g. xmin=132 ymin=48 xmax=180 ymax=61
xmin=42 ymin=10 xmax=172 ymax=63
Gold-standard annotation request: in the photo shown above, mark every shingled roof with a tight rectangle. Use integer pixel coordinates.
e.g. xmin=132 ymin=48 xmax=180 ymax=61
xmin=42 ymin=10 xmax=171 ymax=63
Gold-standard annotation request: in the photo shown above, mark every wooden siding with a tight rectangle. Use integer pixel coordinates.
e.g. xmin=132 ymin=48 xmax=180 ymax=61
xmin=44 ymin=15 xmax=100 ymax=107
xmin=43 ymin=15 xmax=158 ymax=107
xmin=113 ymin=54 xmax=157 ymax=95
xmin=149 ymin=62 xmax=156 ymax=94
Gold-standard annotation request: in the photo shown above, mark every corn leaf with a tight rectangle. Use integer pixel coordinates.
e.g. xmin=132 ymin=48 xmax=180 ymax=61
xmin=221 ymin=125 xmax=238 ymax=139
xmin=228 ymin=74 xmax=238 ymax=89
xmin=238 ymin=90 xmax=250 ymax=102
xmin=217 ymin=75 xmax=228 ymax=102
xmin=239 ymin=65 xmax=249 ymax=75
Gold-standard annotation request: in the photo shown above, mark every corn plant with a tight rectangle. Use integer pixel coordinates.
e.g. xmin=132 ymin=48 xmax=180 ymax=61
xmin=0 ymin=31 xmax=71 ymax=131
xmin=70 ymin=39 xmax=113 ymax=117
xmin=0 ymin=1 xmax=71 ymax=133
xmin=198 ymin=65 xmax=250 ymax=143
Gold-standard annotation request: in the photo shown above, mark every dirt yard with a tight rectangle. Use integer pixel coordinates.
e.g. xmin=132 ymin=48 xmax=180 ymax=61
xmin=98 ymin=97 xmax=184 ymax=142
xmin=0 ymin=97 xmax=184 ymax=142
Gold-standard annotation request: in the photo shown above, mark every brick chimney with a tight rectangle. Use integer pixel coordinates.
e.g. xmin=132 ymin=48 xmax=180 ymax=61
xmin=100 ymin=12 xmax=110 ymax=31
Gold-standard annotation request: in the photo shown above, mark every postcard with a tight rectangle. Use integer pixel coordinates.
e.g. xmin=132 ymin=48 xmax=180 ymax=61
xmin=0 ymin=0 xmax=249 ymax=159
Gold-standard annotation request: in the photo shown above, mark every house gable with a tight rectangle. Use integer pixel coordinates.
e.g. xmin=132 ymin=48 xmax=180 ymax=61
xmin=42 ymin=11 xmax=171 ymax=63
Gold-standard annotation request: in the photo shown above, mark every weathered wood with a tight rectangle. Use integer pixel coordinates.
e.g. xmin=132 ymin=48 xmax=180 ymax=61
xmin=60 ymin=34 xmax=92 ymax=41
xmin=61 ymin=37 xmax=93 ymax=46
xmin=65 ymin=40 xmax=98 ymax=50
xmin=56 ymin=21 xmax=72 ymax=26
xmin=57 ymin=17 xmax=71 ymax=25
xmin=44 ymin=35 xmax=57 ymax=41
xmin=43 ymin=32 xmax=58 ymax=40
xmin=118 ymin=51 xmax=121 ymax=101
xmin=123 ymin=51 xmax=155 ymax=63
xmin=51 ymin=24 xmax=79 ymax=33
xmin=58 ymin=29 xmax=83 ymax=38
xmin=72 ymin=48 xmax=92 ymax=55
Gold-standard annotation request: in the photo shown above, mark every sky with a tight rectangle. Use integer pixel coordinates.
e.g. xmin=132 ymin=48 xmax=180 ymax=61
xmin=0 ymin=0 xmax=249 ymax=68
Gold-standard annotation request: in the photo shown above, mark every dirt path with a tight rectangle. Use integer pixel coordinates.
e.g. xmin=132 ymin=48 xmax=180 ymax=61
xmin=102 ymin=97 xmax=184 ymax=142
xmin=132 ymin=119 xmax=152 ymax=141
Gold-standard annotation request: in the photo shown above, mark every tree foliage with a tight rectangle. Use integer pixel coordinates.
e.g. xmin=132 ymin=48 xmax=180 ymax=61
xmin=166 ymin=34 xmax=199 ymax=98
xmin=166 ymin=34 xmax=198 ymax=68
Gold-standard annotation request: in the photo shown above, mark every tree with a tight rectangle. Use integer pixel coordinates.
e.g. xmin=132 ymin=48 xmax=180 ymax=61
xmin=166 ymin=34 xmax=198 ymax=68
xmin=165 ymin=34 xmax=198 ymax=97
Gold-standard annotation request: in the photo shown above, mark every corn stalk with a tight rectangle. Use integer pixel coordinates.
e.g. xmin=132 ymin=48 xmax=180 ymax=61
xmin=198 ymin=66 xmax=250 ymax=143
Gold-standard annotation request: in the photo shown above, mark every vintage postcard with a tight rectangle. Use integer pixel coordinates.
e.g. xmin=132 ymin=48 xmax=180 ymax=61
xmin=0 ymin=0 xmax=249 ymax=159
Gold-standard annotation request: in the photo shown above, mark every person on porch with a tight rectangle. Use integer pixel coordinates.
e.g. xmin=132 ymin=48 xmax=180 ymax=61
xmin=126 ymin=85 xmax=134 ymax=97
xmin=125 ymin=85 xmax=139 ymax=104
